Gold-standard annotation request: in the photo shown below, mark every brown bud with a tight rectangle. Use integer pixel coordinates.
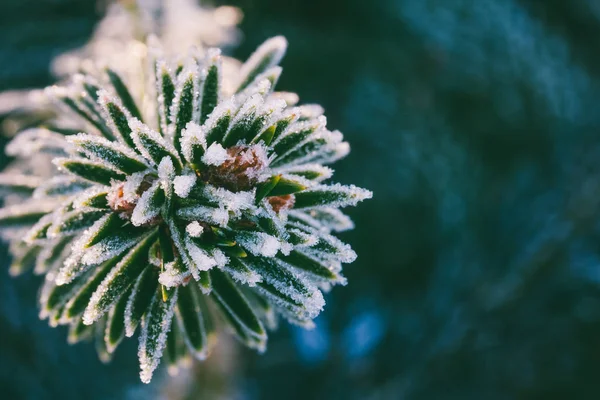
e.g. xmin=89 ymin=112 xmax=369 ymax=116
xmin=205 ymin=145 xmax=268 ymax=192
xmin=268 ymin=194 xmax=295 ymax=213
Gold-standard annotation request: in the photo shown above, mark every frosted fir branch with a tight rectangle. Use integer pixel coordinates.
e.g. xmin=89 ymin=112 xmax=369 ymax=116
xmin=0 ymin=34 xmax=371 ymax=384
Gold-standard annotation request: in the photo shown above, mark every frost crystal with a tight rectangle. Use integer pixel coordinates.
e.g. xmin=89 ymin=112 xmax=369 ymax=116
xmin=0 ymin=30 xmax=371 ymax=384
xmin=186 ymin=221 xmax=204 ymax=237
xmin=202 ymin=143 xmax=230 ymax=166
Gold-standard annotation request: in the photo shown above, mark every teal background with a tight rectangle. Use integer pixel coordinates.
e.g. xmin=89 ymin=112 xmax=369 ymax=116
xmin=3 ymin=0 xmax=600 ymax=398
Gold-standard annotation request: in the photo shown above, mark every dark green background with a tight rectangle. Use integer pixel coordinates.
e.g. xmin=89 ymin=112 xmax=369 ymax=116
xmin=3 ymin=0 xmax=600 ymax=398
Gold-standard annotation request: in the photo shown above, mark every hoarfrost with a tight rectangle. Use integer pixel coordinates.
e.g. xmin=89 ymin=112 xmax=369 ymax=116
xmin=129 ymin=119 xmax=180 ymax=166
xmin=185 ymin=221 xmax=204 ymax=237
xmin=294 ymin=183 xmax=373 ymax=209
xmin=308 ymin=207 xmax=354 ymax=232
xmin=138 ymin=290 xmax=177 ymax=384
xmin=168 ymin=58 xmax=200 ymax=137
xmin=73 ymin=186 xmax=109 ymax=209
xmin=83 ymin=232 xmax=157 ymax=325
xmin=68 ymin=132 xmax=148 ymax=172
xmin=185 ymin=240 xmax=219 ymax=277
xmin=202 ymin=98 xmax=236 ymax=139
xmin=202 ymin=143 xmax=229 ymax=166
xmin=119 ymin=172 xmax=146 ymax=203
xmin=174 ymin=174 xmax=197 ymax=198
xmin=274 ymin=164 xmax=333 ymax=182
xmin=96 ymin=89 xmax=134 ymax=144
xmin=236 ymin=231 xmax=281 ymax=257
xmin=131 ymin=181 xmax=162 ymax=226
xmin=177 ymin=205 xmax=229 ymax=227
xmin=159 ymin=261 xmax=191 ymax=287
xmin=158 ymin=156 xmax=176 ymax=190
xmin=203 ymin=185 xmax=255 ymax=216
xmin=180 ymin=122 xmax=206 ymax=163
xmin=236 ymin=35 xmax=288 ymax=90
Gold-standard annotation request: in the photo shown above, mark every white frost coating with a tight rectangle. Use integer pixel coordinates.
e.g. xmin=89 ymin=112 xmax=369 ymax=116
xmin=295 ymin=104 xmax=325 ymax=120
xmin=274 ymin=164 xmax=334 ymax=182
xmin=288 ymin=210 xmax=326 ymax=231
xmin=260 ymin=94 xmax=287 ymax=122
xmin=73 ymin=186 xmax=108 ymax=209
xmin=203 ymin=185 xmax=255 ymax=216
xmin=129 ymin=118 xmax=179 ymax=166
xmin=155 ymin=59 xmax=175 ymax=135
xmin=80 ymin=235 xmax=137 ymax=266
xmin=201 ymin=97 xmax=235 ymax=137
xmin=211 ymin=248 xmax=229 ymax=268
xmin=236 ymin=79 xmax=272 ymax=107
xmin=275 ymin=129 xmax=348 ymax=168
xmin=83 ymin=232 xmax=156 ymax=325
xmin=138 ymin=291 xmax=177 ymax=384
xmin=272 ymin=115 xmax=327 ymax=147
xmin=221 ymin=263 xmax=262 ymax=287
xmin=159 ymin=261 xmax=191 ymax=287
xmin=53 ymin=157 xmax=123 ymax=185
xmin=311 ymin=141 xmax=351 ymax=166
xmin=149 ymin=247 xmax=161 ymax=267
xmin=68 ymin=132 xmax=148 ymax=171
xmin=46 ymin=205 xmax=71 ymax=239
xmin=244 ymin=67 xmax=282 ymax=98
xmin=55 ymin=213 xmax=112 ymax=285
xmin=50 ymin=81 xmax=107 ymax=126
xmin=225 ymin=93 xmax=263 ymax=137
xmin=185 ymin=242 xmax=228 ymax=281
xmin=120 ymin=172 xmax=146 ymax=203
xmin=288 ymin=227 xmax=318 ymax=248
xmin=309 ymin=207 xmax=354 ymax=232
xmin=32 ymin=176 xmax=88 ymax=199
xmin=237 ymin=143 xmax=272 ymax=183
xmin=185 ymin=240 xmax=219 ymax=278
xmin=236 ymin=35 xmax=288 ymax=90
xmin=270 ymin=91 xmax=299 ymax=106
xmin=23 ymin=214 xmax=54 ymax=245
xmin=236 ymin=231 xmax=280 ymax=257
xmin=257 ymin=201 xmax=288 ymax=238
xmin=242 ymin=257 xmax=325 ymax=320
xmin=96 ymin=89 xmax=134 ymax=144
xmin=168 ymin=58 xmax=200 ymax=138
xmin=202 ymin=143 xmax=229 ymax=166
xmin=124 ymin=270 xmax=149 ymax=337
xmin=280 ymin=173 xmax=316 ymax=189
xmin=288 ymin=220 xmax=356 ymax=263
xmin=180 ymin=122 xmax=206 ymax=164
xmin=158 ymin=156 xmax=176 ymax=194
xmin=59 ymin=229 xmax=140 ymax=283
xmin=177 ymin=205 xmax=229 ymax=227
xmin=166 ymin=218 xmax=196 ymax=283
xmin=279 ymin=241 xmax=293 ymax=256
xmin=185 ymin=221 xmax=204 ymax=237
xmin=131 ymin=181 xmax=162 ymax=226
xmin=174 ymin=174 xmax=197 ymax=198
xmin=294 ymin=183 xmax=373 ymax=210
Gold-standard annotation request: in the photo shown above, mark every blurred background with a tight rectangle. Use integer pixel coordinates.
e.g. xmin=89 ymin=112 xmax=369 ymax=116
xmin=2 ymin=0 xmax=600 ymax=398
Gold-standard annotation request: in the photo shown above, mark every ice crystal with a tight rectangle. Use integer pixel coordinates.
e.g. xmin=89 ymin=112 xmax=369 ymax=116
xmin=0 ymin=32 xmax=371 ymax=383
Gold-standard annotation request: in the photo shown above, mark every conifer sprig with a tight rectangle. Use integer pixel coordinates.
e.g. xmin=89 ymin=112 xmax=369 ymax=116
xmin=0 ymin=36 xmax=371 ymax=383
